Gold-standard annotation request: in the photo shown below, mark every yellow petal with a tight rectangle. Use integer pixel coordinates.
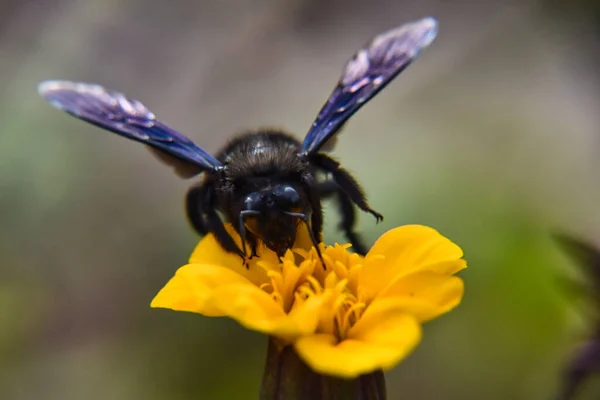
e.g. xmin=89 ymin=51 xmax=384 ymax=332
xmin=209 ymin=285 xmax=326 ymax=341
xmin=293 ymin=223 xmax=317 ymax=253
xmin=188 ymin=227 xmax=272 ymax=287
xmin=151 ymin=263 xmax=255 ymax=316
xmin=273 ymin=254 xmax=316 ymax=312
xmin=295 ymin=312 xmax=421 ymax=378
xmin=152 ymin=262 xmax=326 ymax=340
xmin=427 ymin=259 xmax=467 ymax=275
xmin=188 ymin=223 xmax=315 ymax=287
xmin=377 ymin=271 xmax=465 ymax=321
xmin=361 ymin=225 xmax=464 ymax=297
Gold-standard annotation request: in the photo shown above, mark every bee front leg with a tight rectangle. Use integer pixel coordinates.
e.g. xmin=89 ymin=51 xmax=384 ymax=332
xmin=238 ymin=210 xmax=262 ymax=266
xmin=189 ymin=183 xmax=246 ymax=261
xmin=284 ymin=209 xmax=326 ymax=269
xmin=248 ymin=236 xmax=259 ymax=260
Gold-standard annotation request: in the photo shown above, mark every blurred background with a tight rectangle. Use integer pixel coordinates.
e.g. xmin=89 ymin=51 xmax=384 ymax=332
xmin=1 ymin=0 xmax=600 ymax=399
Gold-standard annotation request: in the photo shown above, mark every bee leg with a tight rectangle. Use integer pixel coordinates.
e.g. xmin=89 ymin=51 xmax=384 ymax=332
xmin=189 ymin=183 xmax=246 ymax=260
xmin=307 ymin=188 xmax=324 ymax=246
xmin=284 ymin=211 xmax=326 ymax=269
xmin=246 ymin=234 xmax=259 ymax=260
xmin=312 ymin=153 xmax=383 ymax=223
xmin=249 ymin=240 xmax=259 ymax=260
xmin=238 ymin=210 xmax=261 ymax=266
xmin=186 ymin=185 xmax=210 ymax=235
xmin=317 ymin=181 xmax=368 ymax=255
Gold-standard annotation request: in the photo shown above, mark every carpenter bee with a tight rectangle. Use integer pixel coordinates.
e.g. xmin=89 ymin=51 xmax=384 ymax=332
xmin=38 ymin=17 xmax=438 ymax=263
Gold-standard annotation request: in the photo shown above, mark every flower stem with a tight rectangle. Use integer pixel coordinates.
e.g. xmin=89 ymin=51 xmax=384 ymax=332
xmin=260 ymin=337 xmax=386 ymax=400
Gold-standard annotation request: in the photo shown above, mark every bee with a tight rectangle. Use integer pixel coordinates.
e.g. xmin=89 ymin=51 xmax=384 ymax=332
xmin=38 ymin=17 xmax=438 ymax=263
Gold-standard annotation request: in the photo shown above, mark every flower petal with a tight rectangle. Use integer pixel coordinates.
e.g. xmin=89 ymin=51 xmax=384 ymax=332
xmin=188 ymin=224 xmax=315 ymax=287
xmin=361 ymin=225 xmax=464 ymax=297
xmin=209 ymin=285 xmax=326 ymax=341
xmin=427 ymin=259 xmax=467 ymax=275
xmin=295 ymin=312 xmax=421 ymax=378
xmin=188 ymin=227 xmax=272 ymax=286
xmin=151 ymin=263 xmax=255 ymax=316
xmin=377 ymin=271 xmax=465 ymax=321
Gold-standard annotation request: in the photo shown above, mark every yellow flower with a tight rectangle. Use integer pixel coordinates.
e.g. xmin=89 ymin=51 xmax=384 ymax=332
xmin=152 ymin=224 xmax=466 ymax=378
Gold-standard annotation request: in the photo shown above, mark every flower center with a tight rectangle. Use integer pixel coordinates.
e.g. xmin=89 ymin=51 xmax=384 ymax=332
xmin=332 ymin=290 xmax=366 ymax=340
xmin=259 ymin=245 xmax=369 ymax=342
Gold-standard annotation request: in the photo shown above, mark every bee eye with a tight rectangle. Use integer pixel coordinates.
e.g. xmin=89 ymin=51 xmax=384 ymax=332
xmin=283 ymin=187 xmax=300 ymax=205
xmin=244 ymin=192 xmax=261 ymax=210
xmin=273 ymin=184 xmax=300 ymax=207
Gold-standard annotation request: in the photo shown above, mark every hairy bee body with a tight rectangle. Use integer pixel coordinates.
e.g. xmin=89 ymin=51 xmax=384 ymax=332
xmin=189 ymin=130 xmax=320 ymax=257
xmin=38 ymin=17 xmax=438 ymax=263
xmin=216 ymin=131 xmax=308 ymax=185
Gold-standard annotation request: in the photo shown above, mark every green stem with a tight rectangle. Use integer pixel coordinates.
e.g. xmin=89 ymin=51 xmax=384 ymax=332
xmin=260 ymin=337 xmax=386 ymax=400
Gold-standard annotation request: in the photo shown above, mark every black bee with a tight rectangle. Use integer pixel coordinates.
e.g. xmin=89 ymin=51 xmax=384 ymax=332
xmin=38 ymin=17 xmax=438 ymax=262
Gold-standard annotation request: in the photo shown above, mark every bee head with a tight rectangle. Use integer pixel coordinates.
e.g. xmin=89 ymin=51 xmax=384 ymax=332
xmin=241 ymin=183 xmax=310 ymax=256
xmin=243 ymin=183 xmax=302 ymax=213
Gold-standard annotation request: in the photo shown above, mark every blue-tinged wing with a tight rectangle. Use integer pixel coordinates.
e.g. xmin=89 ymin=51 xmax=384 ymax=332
xmin=300 ymin=17 xmax=438 ymax=155
xmin=38 ymin=80 xmax=222 ymax=176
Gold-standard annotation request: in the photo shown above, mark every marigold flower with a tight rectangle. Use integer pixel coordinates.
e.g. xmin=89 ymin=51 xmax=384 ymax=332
xmin=152 ymin=224 xmax=466 ymax=379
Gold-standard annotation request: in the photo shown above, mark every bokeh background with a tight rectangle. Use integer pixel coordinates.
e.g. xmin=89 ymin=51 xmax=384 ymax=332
xmin=2 ymin=1 xmax=600 ymax=399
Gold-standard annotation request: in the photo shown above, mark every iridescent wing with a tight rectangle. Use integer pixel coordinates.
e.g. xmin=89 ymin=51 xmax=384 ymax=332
xmin=300 ymin=17 xmax=438 ymax=155
xmin=38 ymin=81 xmax=223 ymax=176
